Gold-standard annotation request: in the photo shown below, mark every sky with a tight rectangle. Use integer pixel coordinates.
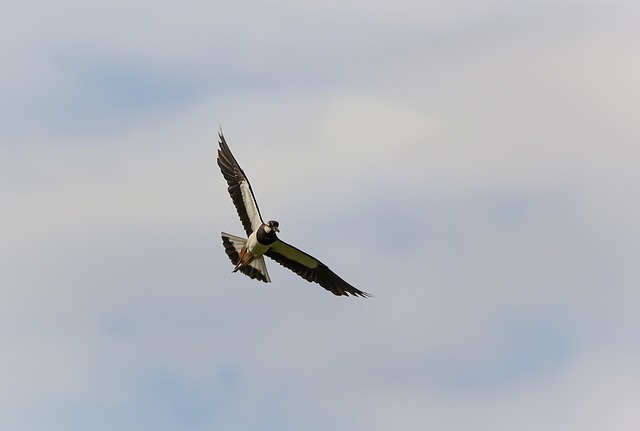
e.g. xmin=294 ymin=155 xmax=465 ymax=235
xmin=2 ymin=0 xmax=640 ymax=430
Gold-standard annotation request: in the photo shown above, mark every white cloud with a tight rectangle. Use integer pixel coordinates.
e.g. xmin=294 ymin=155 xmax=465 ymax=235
xmin=2 ymin=0 xmax=640 ymax=430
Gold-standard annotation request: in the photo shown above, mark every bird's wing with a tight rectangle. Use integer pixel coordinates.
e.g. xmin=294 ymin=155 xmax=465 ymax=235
xmin=217 ymin=131 xmax=264 ymax=236
xmin=265 ymin=239 xmax=371 ymax=297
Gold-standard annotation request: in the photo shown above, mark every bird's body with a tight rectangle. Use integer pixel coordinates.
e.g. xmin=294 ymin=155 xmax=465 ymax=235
xmin=244 ymin=227 xmax=270 ymax=257
xmin=232 ymin=222 xmax=278 ymax=273
xmin=217 ymin=131 xmax=370 ymax=297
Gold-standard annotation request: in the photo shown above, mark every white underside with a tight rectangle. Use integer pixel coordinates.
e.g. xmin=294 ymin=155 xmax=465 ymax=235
xmin=245 ymin=230 xmax=270 ymax=256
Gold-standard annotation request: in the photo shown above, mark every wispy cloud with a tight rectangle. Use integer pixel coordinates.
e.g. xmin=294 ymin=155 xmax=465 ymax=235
xmin=2 ymin=0 xmax=639 ymax=430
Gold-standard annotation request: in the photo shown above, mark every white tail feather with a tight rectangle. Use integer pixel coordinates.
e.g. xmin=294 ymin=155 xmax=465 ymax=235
xmin=221 ymin=232 xmax=271 ymax=283
xmin=222 ymin=232 xmax=246 ymax=253
xmin=249 ymin=256 xmax=271 ymax=282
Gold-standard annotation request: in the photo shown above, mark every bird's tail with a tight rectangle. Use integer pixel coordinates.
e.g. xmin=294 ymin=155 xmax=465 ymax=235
xmin=221 ymin=232 xmax=271 ymax=283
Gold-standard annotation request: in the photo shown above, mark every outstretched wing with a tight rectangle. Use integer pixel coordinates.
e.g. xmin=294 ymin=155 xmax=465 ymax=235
xmin=265 ymin=239 xmax=371 ymax=297
xmin=217 ymin=131 xmax=263 ymax=236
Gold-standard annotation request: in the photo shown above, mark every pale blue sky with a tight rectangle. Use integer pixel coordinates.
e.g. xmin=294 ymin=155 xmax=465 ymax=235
xmin=2 ymin=0 xmax=639 ymax=430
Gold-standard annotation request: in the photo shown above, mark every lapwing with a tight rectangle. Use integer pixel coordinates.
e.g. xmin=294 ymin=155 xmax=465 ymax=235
xmin=217 ymin=131 xmax=370 ymax=297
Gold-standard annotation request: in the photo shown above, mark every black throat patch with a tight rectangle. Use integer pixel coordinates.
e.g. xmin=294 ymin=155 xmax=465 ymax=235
xmin=256 ymin=224 xmax=278 ymax=245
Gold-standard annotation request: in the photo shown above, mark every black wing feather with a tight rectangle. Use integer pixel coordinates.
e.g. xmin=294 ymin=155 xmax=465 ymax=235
xmin=265 ymin=240 xmax=371 ymax=297
xmin=217 ymin=131 xmax=263 ymax=236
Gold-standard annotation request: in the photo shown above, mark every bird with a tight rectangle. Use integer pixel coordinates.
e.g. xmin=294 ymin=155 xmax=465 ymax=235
xmin=217 ymin=130 xmax=370 ymax=298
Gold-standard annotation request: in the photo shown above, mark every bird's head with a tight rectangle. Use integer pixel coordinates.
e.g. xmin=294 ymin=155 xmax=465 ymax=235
xmin=265 ymin=220 xmax=280 ymax=233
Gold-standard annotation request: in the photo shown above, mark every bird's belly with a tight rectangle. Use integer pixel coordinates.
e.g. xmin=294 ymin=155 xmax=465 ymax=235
xmin=246 ymin=233 xmax=269 ymax=256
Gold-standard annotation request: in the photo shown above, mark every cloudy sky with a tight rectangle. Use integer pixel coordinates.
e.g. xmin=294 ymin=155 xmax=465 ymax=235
xmin=2 ymin=0 xmax=639 ymax=429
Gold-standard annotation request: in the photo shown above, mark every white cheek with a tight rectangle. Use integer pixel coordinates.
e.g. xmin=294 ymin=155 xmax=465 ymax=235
xmin=264 ymin=226 xmax=271 ymax=233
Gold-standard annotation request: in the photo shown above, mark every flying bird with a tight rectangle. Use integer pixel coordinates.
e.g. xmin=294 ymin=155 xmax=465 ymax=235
xmin=217 ymin=131 xmax=370 ymax=297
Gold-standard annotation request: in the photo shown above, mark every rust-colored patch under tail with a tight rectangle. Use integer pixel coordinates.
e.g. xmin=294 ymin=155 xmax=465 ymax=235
xmin=233 ymin=245 xmax=256 ymax=272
